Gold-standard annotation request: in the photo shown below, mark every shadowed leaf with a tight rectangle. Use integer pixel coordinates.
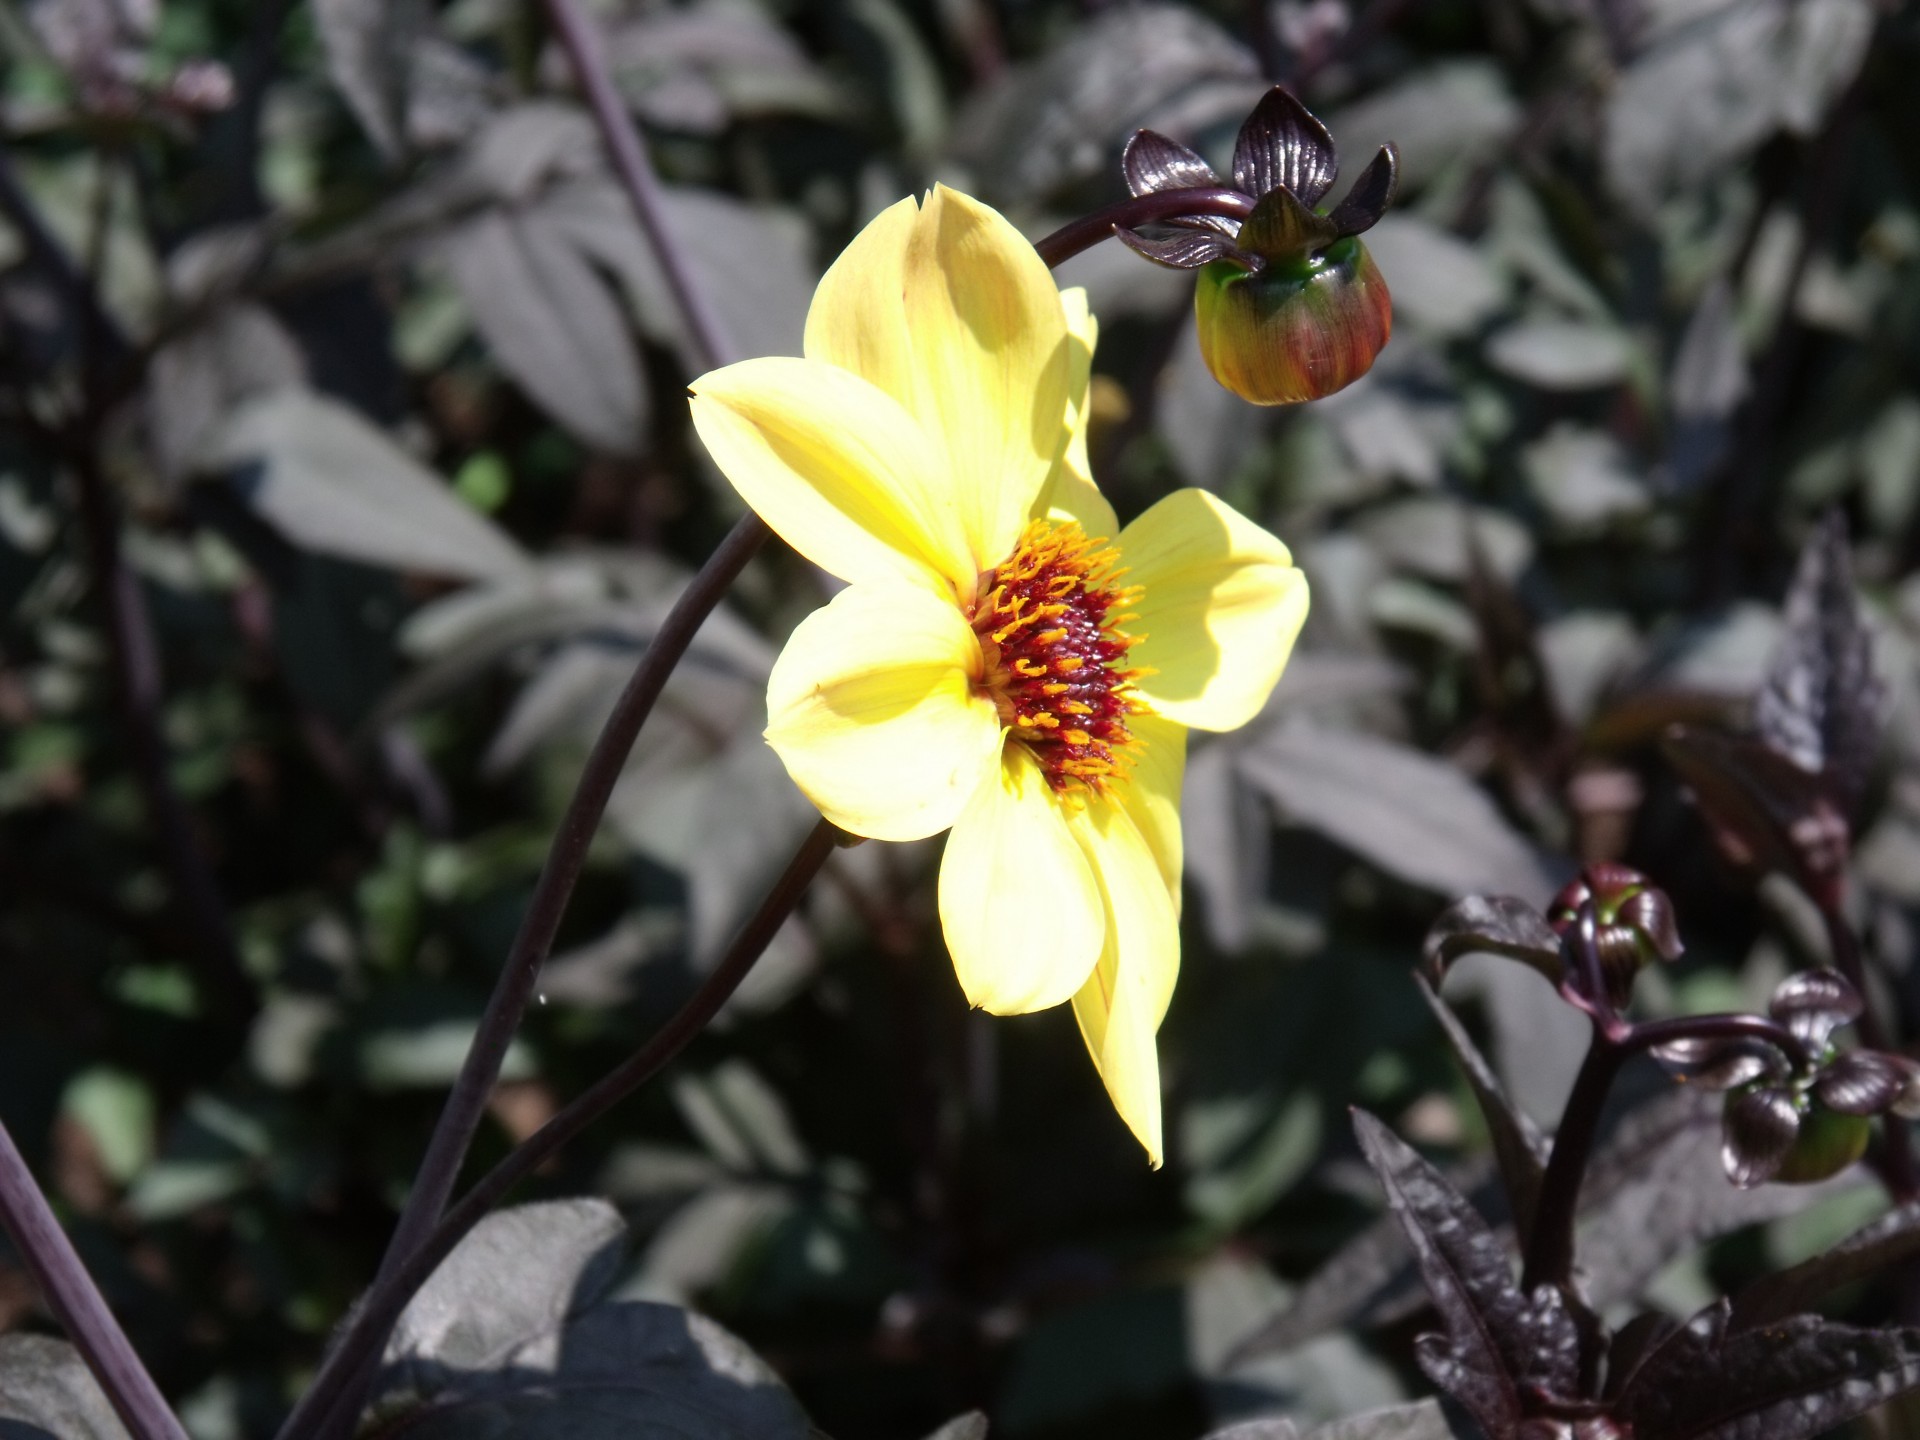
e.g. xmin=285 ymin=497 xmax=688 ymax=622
xmin=1352 ymin=1110 xmax=1580 ymax=1436
xmin=1417 ymin=977 xmax=1547 ymax=1234
xmin=1612 ymin=1300 xmax=1920 ymax=1440
xmin=1753 ymin=511 xmax=1885 ymax=816
xmin=1661 ymin=726 xmax=1849 ymax=906
xmin=1732 ymin=1199 xmax=1920 ymax=1330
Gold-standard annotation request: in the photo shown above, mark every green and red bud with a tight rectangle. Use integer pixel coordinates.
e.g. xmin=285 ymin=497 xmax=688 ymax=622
xmin=1194 ymin=237 xmax=1392 ymax=406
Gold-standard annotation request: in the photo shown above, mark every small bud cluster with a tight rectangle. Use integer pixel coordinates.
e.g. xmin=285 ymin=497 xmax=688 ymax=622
xmin=1547 ymin=863 xmax=1684 ymax=1011
xmin=1648 ymin=971 xmax=1920 ymax=1187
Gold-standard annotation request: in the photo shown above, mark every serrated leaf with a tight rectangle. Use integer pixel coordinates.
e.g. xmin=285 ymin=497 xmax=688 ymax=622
xmin=1304 ymin=1402 xmax=1451 ymax=1440
xmin=1351 ymin=1111 xmax=1581 ymax=1435
xmin=1731 ymin=1198 xmax=1920 ymax=1330
xmin=1753 ymin=511 xmax=1884 ymax=816
xmin=204 ymin=390 xmax=529 ymax=581
xmin=1237 ymin=726 xmax=1567 ymax=905
xmin=0 ymin=1335 xmax=133 ymax=1440
xmin=1417 ymin=978 xmax=1547 ymax=1235
xmin=1612 ymin=1300 xmax=1920 ymax=1440
xmin=444 ymin=207 xmax=650 ymax=456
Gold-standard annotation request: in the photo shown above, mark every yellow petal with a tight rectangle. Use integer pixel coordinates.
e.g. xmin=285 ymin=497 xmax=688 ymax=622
xmin=938 ymin=745 xmax=1104 ymax=1015
xmin=1118 ymin=713 xmax=1186 ymax=905
xmin=1068 ymin=796 xmax=1180 ymax=1167
xmin=690 ymin=356 xmax=973 ymax=596
xmin=1120 ymin=489 xmax=1309 ymax=731
xmin=1039 ymin=287 xmax=1120 ymax=540
xmin=805 ymin=186 xmax=1072 ymax=576
xmin=766 ymin=583 xmax=1002 ymax=841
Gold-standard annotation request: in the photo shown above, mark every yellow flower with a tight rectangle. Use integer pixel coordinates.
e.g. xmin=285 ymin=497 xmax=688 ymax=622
xmin=689 ymin=185 xmax=1307 ymax=1165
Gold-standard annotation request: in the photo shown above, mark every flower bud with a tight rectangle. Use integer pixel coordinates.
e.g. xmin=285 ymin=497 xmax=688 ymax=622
xmin=1546 ymin=864 xmax=1683 ymax=1009
xmin=1194 ymin=236 xmax=1392 ymax=406
xmin=1772 ymin=1104 xmax=1871 ymax=1185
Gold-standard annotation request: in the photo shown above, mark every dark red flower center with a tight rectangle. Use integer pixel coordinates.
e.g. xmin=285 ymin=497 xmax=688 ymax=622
xmin=970 ymin=520 xmax=1148 ymax=798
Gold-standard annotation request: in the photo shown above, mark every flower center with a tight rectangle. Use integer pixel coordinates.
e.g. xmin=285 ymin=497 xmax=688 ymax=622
xmin=970 ymin=519 xmax=1148 ymax=798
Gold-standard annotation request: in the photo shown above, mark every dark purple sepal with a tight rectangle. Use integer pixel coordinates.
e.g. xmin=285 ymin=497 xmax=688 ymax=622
xmin=1122 ymin=128 xmax=1222 ymax=197
xmin=1115 ymin=226 xmax=1259 ymax=272
xmin=1232 ymin=85 xmax=1339 ymax=207
xmin=1721 ymin=1086 xmax=1801 ymax=1188
xmin=1236 ymin=185 xmax=1339 ymax=263
xmin=1647 ymin=1034 xmax=1785 ymax=1091
xmin=1326 ymin=144 xmax=1400 ymax=238
xmin=1769 ymin=970 xmax=1863 ymax=1053
xmin=1813 ymin=1050 xmax=1910 ymax=1116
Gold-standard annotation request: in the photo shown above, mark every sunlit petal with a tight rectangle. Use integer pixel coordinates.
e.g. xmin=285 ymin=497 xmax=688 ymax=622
xmin=1038 ymin=287 xmax=1120 ymax=540
xmin=1068 ymin=796 xmax=1180 ymax=1166
xmin=939 ymin=746 xmax=1104 ymax=1015
xmin=805 ymin=186 xmax=1072 ymax=576
xmin=1120 ymin=489 xmax=1308 ymax=730
xmin=1118 ymin=713 xmax=1186 ymax=904
xmin=766 ymin=583 xmax=1002 ymax=841
xmin=691 ymin=357 xmax=973 ymax=596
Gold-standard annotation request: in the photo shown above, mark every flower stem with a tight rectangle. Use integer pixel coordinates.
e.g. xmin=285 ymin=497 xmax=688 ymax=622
xmin=372 ymin=0 xmax=760 ymax=1293
xmin=277 ymin=819 xmax=839 ymax=1440
xmin=1519 ymin=1022 xmax=1625 ymax=1294
xmin=370 ymin=512 xmax=767 ymax=1284
xmin=539 ymin=0 xmax=736 ymax=372
xmin=1033 ymin=187 xmax=1255 ymax=268
xmin=0 ymin=1116 xmax=190 ymax=1440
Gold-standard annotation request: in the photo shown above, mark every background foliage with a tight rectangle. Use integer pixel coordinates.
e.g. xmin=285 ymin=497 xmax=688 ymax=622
xmin=3 ymin=0 xmax=1920 ymax=1435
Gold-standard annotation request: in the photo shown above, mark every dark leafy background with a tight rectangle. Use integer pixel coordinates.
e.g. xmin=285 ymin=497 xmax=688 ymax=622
xmin=2 ymin=0 xmax=1920 ymax=1436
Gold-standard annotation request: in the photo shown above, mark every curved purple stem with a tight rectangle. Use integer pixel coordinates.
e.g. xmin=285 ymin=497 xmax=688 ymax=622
xmin=1034 ymin=187 xmax=1255 ymax=268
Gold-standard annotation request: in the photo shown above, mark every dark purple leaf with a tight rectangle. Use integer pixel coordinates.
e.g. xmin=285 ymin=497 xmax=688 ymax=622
xmin=1232 ymin=86 xmax=1339 ymax=205
xmin=1574 ymin=1086 xmax=1868 ymax=1309
xmin=1326 ymin=145 xmax=1399 ymax=237
xmin=1352 ymin=1111 xmax=1581 ymax=1436
xmin=1114 ymin=227 xmax=1254 ymax=271
xmin=1731 ymin=1199 xmax=1920 ymax=1330
xmin=1812 ymin=1050 xmax=1907 ymax=1115
xmin=1660 ymin=726 xmax=1849 ymax=907
xmin=1122 ymin=128 xmax=1223 ymax=197
xmin=1720 ymin=1087 xmax=1800 ymax=1189
xmin=1422 ymin=895 xmax=1563 ymax=988
xmin=1417 ymin=978 xmax=1548 ymax=1234
xmin=1611 ymin=1300 xmax=1920 ymax=1440
xmin=1753 ymin=511 xmax=1885 ymax=817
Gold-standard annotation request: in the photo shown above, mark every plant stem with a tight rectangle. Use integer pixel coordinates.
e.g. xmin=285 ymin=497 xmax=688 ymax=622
xmin=540 ymin=0 xmax=735 ymax=372
xmin=0 ymin=150 xmax=245 ymax=1010
xmin=1033 ymin=188 xmax=1255 ymax=268
xmin=278 ymin=819 xmax=839 ymax=1440
xmin=68 ymin=445 xmax=250 ymax=1014
xmin=371 ymin=513 xmax=767 ymax=1282
xmin=1625 ymin=1012 xmax=1809 ymax=1071
xmin=0 ymin=1117 xmax=190 ymax=1440
xmin=373 ymin=0 xmax=758 ymax=1288
xmin=1519 ymin=1024 xmax=1625 ymax=1294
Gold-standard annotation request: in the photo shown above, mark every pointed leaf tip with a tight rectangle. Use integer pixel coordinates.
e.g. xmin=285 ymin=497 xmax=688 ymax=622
xmin=1328 ymin=145 xmax=1399 ymax=237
